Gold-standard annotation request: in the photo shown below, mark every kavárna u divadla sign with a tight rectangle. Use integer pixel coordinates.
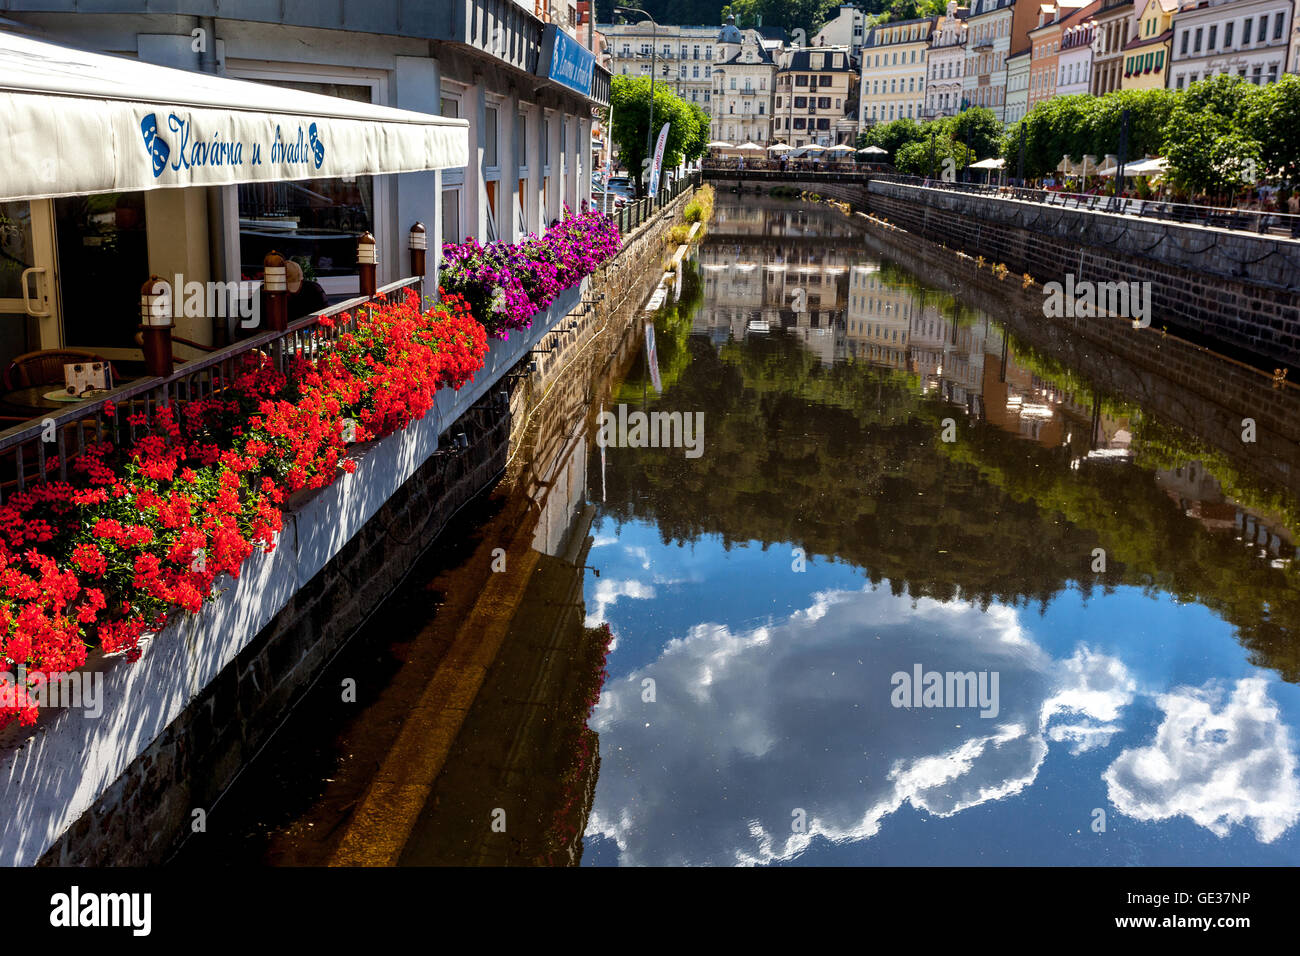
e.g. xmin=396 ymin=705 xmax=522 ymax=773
xmin=139 ymin=111 xmax=326 ymax=182
xmin=535 ymin=24 xmax=596 ymax=97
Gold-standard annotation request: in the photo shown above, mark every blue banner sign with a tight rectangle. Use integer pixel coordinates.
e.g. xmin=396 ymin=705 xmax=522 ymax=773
xmin=537 ymin=24 xmax=596 ymax=97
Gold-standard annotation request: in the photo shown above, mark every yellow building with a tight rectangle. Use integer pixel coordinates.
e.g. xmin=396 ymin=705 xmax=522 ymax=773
xmin=1121 ymin=0 xmax=1177 ymax=89
xmin=859 ymin=16 xmax=939 ymax=125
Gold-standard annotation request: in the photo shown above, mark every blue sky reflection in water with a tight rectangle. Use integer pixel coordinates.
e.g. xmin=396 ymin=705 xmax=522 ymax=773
xmin=578 ymin=199 xmax=1300 ymax=867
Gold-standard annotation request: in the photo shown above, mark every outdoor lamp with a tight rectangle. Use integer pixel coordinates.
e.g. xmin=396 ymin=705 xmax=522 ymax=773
xmin=262 ymin=252 xmax=288 ymax=292
xmin=409 ymin=222 xmax=427 ymax=280
xmin=262 ymin=251 xmax=288 ymax=332
xmin=139 ymin=274 xmax=174 ymax=377
xmin=139 ymin=274 xmax=172 ymax=327
xmin=357 ymin=232 xmax=378 ymax=297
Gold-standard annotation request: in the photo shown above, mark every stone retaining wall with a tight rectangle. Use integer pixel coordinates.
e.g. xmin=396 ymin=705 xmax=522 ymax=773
xmin=865 ymin=181 xmax=1300 ymax=371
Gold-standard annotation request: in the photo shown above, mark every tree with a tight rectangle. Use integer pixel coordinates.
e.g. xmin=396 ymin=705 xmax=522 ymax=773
xmin=609 ymin=74 xmax=704 ymax=196
xmin=895 ymin=132 xmax=965 ymax=178
xmin=684 ymin=101 xmax=711 ymax=162
xmin=938 ymin=107 xmax=1003 ymax=160
xmin=1162 ymin=74 xmax=1261 ymax=197
xmin=1244 ymin=73 xmax=1300 ymax=183
xmin=857 ymin=117 xmax=926 ymax=162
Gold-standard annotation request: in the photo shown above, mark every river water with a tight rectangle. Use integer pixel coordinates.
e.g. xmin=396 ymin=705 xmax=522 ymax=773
xmin=181 ymin=195 xmax=1300 ymax=867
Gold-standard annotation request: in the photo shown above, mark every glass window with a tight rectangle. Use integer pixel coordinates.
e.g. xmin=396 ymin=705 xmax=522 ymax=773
xmin=441 ymin=188 xmax=461 ymax=244
xmin=1224 ymin=22 xmax=1234 ymax=46
xmin=517 ymin=112 xmax=527 ymax=166
xmin=484 ymin=106 xmax=499 ymax=167
xmin=238 ymin=80 xmax=374 ymax=292
xmin=54 ymin=193 xmax=150 ymax=350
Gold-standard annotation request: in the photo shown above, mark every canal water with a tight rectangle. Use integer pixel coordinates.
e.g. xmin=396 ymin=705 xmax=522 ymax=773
xmin=181 ymin=196 xmax=1300 ymax=867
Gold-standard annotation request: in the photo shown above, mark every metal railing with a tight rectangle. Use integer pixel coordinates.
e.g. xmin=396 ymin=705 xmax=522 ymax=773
xmin=611 ymin=172 xmax=701 ymax=235
xmin=873 ymin=174 xmax=1300 ymax=238
xmin=0 ymin=276 xmax=422 ymax=502
xmin=702 ymin=158 xmax=887 ymax=174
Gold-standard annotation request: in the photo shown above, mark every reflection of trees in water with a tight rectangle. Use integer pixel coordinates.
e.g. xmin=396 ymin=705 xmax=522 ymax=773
xmin=599 ymin=328 xmax=1300 ymax=683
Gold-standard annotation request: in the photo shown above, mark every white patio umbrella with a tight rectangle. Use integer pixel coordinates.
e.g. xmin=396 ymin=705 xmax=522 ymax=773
xmin=706 ymin=140 xmax=733 ymax=148
xmin=734 ymin=141 xmax=765 ymax=151
xmin=1125 ymin=156 xmax=1167 ymax=176
xmin=858 ymin=145 xmax=888 ymax=155
xmin=768 ymin=142 xmax=794 ymax=152
xmin=801 ymin=144 xmax=826 ymax=151
xmin=825 ymin=144 xmax=856 ymax=152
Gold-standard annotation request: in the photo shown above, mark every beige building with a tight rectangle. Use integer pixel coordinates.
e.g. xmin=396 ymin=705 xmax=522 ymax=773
xmin=861 ymin=15 xmax=940 ymax=124
xmin=600 ymin=21 xmax=719 ymax=111
xmin=775 ymin=46 xmax=860 ymax=146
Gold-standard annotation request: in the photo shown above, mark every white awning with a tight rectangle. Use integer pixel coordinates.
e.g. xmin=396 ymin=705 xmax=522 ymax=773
xmin=0 ymin=30 xmax=468 ymax=203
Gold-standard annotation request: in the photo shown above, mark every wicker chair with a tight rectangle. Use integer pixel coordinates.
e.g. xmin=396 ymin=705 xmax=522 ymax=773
xmin=3 ymin=349 xmax=116 ymax=391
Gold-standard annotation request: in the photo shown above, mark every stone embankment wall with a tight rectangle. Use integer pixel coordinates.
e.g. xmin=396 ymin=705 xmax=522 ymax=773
xmin=865 ymin=181 xmax=1300 ymax=371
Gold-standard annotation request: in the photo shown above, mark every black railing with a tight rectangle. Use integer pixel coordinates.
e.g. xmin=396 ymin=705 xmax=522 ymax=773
xmin=872 ymin=174 xmax=1300 ymax=238
xmin=611 ymin=172 xmax=701 ymax=235
xmin=0 ymin=276 xmax=423 ymax=501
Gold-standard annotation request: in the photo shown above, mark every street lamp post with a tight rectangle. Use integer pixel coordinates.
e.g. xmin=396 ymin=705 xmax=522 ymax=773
xmin=615 ymin=5 xmax=659 ymax=197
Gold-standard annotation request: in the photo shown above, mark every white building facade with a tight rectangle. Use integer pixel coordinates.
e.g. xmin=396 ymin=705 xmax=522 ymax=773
xmin=964 ymin=0 xmax=1016 ymax=119
xmin=712 ymin=17 xmax=778 ymax=143
xmin=927 ymin=4 xmax=970 ymax=118
xmin=1168 ymin=0 xmax=1293 ymax=89
xmin=1005 ymin=47 xmax=1032 ymax=122
xmin=1057 ymin=16 xmax=1098 ymax=92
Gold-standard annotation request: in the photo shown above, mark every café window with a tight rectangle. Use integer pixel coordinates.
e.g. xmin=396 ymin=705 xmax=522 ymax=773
xmin=235 ymin=77 xmax=378 ymax=299
xmin=442 ymin=188 xmax=462 ymax=244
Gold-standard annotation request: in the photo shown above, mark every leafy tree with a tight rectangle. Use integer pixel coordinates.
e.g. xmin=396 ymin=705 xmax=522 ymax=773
xmin=895 ymin=132 xmax=965 ymax=177
xmin=1243 ymin=73 xmax=1300 ymax=182
xmin=856 ymin=117 xmax=926 ymax=162
xmin=684 ymin=101 xmax=711 ymax=162
xmin=938 ymin=107 xmax=1003 ymax=160
xmin=1162 ymin=74 xmax=1261 ymax=197
xmin=609 ymin=74 xmax=704 ymax=196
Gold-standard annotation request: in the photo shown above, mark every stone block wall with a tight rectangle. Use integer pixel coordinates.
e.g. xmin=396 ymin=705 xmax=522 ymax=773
xmin=866 ymin=181 xmax=1300 ymax=371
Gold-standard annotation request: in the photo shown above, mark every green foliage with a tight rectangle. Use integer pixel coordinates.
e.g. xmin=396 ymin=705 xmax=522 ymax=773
xmin=939 ymin=107 xmax=1004 ymax=160
xmin=1002 ymin=75 xmax=1296 ymax=195
xmin=856 ymin=117 xmax=925 ymax=162
xmin=683 ymin=183 xmax=716 ymax=223
xmin=894 ymin=132 xmax=962 ymax=177
xmin=856 ymin=108 xmax=1002 ymax=170
xmin=1244 ymin=74 xmax=1300 ymax=183
xmin=609 ymin=74 xmax=707 ymax=196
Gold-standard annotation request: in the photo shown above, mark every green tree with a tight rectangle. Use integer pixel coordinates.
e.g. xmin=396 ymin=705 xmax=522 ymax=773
xmin=609 ymin=74 xmax=703 ymax=196
xmin=1162 ymin=74 xmax=1261 ymax=197
xmin=685 ymin=101 xmax=711 ymax=162
xmin=895 ymin=132 xmax=965 ymax=178
xmin=938 ymin=107 xmax=1003 ymax=160
xmin=1244 ymin=73 xmax=1300 ymax=183
xmin=856 ymin=117 xmax=926 ymax=162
